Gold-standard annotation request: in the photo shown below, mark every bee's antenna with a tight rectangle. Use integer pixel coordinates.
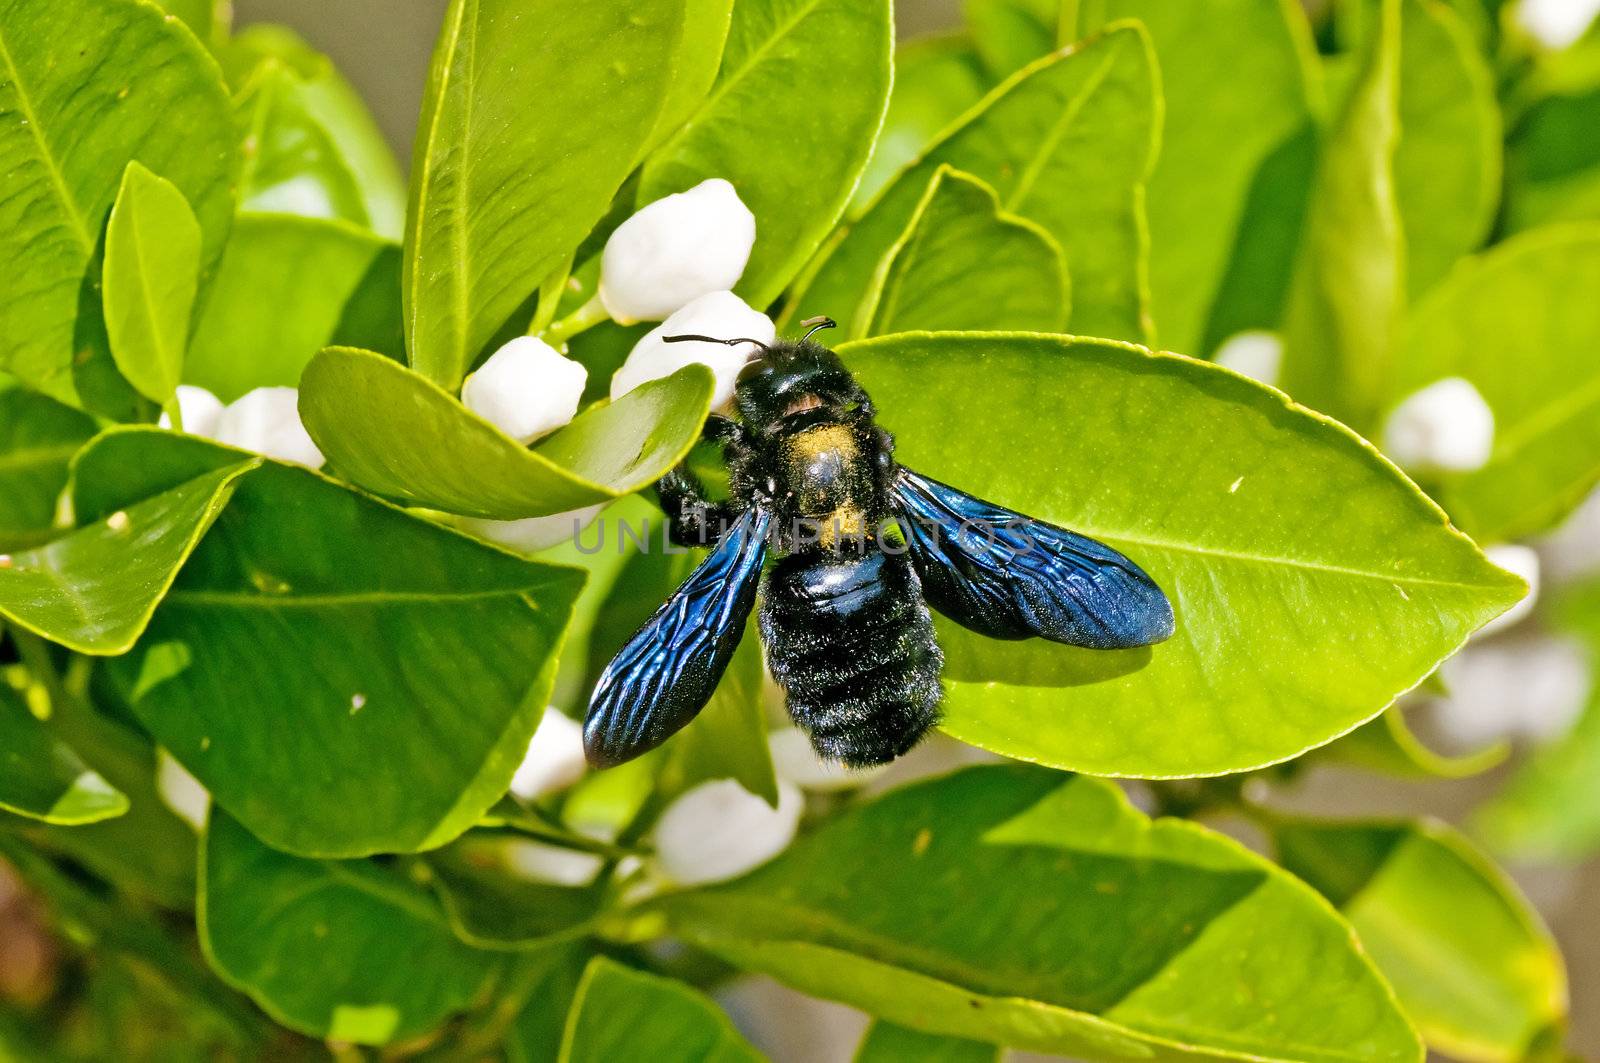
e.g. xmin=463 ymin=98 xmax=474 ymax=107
xmin=663 ymin=334 xmax=771 ymax=354
xmin=799 ymin=316 xmax=838 ymax=342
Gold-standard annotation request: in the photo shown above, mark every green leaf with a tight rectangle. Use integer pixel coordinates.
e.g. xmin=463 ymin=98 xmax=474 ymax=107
xmin=101 ymin=163 xmax=202 ymax=409
xmin=1385 ymin=225 xmax=1600 ymax=542
xmin=839 ymin=332 xmax=1523 ymax=777
xmin=157 ymin=0 xmax=229 ymax=47
xmin=857 ymin=166 xmax=1068 ymax=337
xmin=1281 ymin=0 xmax=1403 ymax=430
xmin=187 ymin=214 xmax=402 ymax=403
xmin=0 ymin=683 xmax=127 ymax=825
xmin=1503 ymin=80 xmax=1600 ymax=234
xmin=427 ymin=836 xmax=604 ymax=950
xmin=856 ymin=1022 xmax=999 ymax=1063
xmin=658 ymin=618 xmax=780 ymax=806
xmin=300 ymin=347 xmax=713 ymax=520
xmin=1319 ymin=705 xmax=1507 ymax=778
xmin=964 ymin=0 xmax=1058 ymax=80
xmin=0 ymin=388 xmax=97 ymax=550
xmin=0 ymin=0 xmax=238 ymax=405
xmin=851 ymin=36 xmax=990 ymax=213
xmin=1271 ymin=816 xmax=1567 ymax=1062
xmin=0 ymin=460 xmax=255 ymax=654
xmin=70 ymin=429 xmax=586 ymax=858
xmin=505 ymin=945 xmax=592 ymax=1063
xmin=639 ymin=0 xmax=893 ymax=310
xmin=1392 ymin=0 xmax=1501 ymax=299
xmin=1085 ymin=0 xmax=1319 ymax=355
xmin=559 ymin=958 xmax=762 ymax=1063
xmin=223 ymin=25 xmax=407 ymax=239
xmin=790 ymin=24 xmax=1158 ymax=344
xmin=405 ymin=0 xmax=684 ymax=388
xmin=200 ymin=811 xmax=500 ymax=1045
xmin=648 ymin=0 xmax=734 ymax=151
xmin=655 ymin=767 xmax=1422 ymax=1061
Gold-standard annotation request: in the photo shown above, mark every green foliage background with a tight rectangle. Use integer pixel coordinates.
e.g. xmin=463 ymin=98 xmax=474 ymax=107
xmin=0 ymin=0 xmax=1597 ymax=1057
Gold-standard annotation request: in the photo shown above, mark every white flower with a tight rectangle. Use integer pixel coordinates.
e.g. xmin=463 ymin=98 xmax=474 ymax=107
xmin=463 ymin=503 xmax=606 ymax=556
xmin=501 ymin=839 xmax=604 ymax=887
xmin=599 ymin=178 xmax=757 ymax=323
xmin=156 ymin=749 xmax=209 ymax=832
xmin=1430 ymin=635 xmax=1590 ymax=747
xmin=212 ymin=387 xmax=325 ymax=469
xmin=1516 ymin=0 xmax=1600 ymax=49
xmin=768 ymin=727 xmax=886 ymax=792
xmin=612 ymin=291 xmax=774 ymax=412
xmin=1212 ymin=331 xmax=1282 ymax=387
xmin=651 ymin=778 xmax=803 ymax=886
xmin=461 ymin=336 xmax=587 ymax=445
xmin=509 ymin=709 xmax=588 ymax=802
xmin=157 ymin=385 xmax=225 ymax=438
xmin=1479 ymin=544 xmax=1540 ymax=637
xmin=1381 ymin=377 xmax=1495 ymax=473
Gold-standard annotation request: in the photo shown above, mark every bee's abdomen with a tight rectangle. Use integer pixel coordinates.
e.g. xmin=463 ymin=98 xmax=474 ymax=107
xmin=760 ymin=549 xmax=944 ymax=767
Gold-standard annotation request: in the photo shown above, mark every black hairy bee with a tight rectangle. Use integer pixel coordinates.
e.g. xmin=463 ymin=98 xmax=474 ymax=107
xmin=583 ymin=319 xmax=1175 ymax=769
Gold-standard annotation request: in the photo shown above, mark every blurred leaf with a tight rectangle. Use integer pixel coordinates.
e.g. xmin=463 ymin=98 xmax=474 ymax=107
xmin=222 ymin=25 xmax=407 ymax=239
xmin=841 ymin=332 xmax=1521 ymax=776
xmin=1392 ymin=0 xmax=1500 ymax=299
xmin=560 ymin=958 xmax=762 ymax=1063
xmin=658 ymin=618 xmax=779 ymax=806
xmin=1271 ymin=816 xmax=1567 ymax=1062
xmin=858 ymin=166 xmax=1068 ymax=337
xmin=964 ymin=0 xmax=1058 ymax=80
xmin=851 ymin=36 xmax=990 ymax=213
xmin=0 ymin=0 xmax=238 ymax=406
xmin=0 ymin=389 xmax=97 ymax=550
xmin=640 ymin=0 xmax=892 ymax=310
xmin=791 ymin=24 xmax=1158 ymax=343
xmin=71 ymin=429 xmax=585 ymax=858
xmin=0 ymin=461 xmax=255 ymax=655
xmin=406 ymin=0 xmax=683 ymax=387
xmin=1319 ymin=705 xmax=1508 ymax=778
xmin=102 ymin=163 xmax=201 ymax=409
xmin=1386 ymin=225 xmax=1600 ymax=542
xmin=187 ymin=214 xmax=402 ymax=403
xmin=504 ymin=944 xmax=592 ymax=1063
xmin=1084 ymin=0 xmax=1319 ymax=355
xmin=156 ymin=0 xmax=229 ymax=47
xmin=1281 ymin=0 xmax=1403 ymax=429
xmin=856 ymin=1022 xmax=999 ymax=1062
xmin=0 ymin=683 xmax=127 ymax=825
xmin=427 ymin=837 xmax=604 ymax=950
xmin=302 ymin=348 xmax=712 ymax=519
xmin=656 ymin=767 xmax=1421 ymax=1061
xmin=1475 ymin=580 xmax=1600 ymax=861
xmin=200 ymin=811 xmax=501 ymax=1045
xmin=1504 ymin=89 xmax=1600 ymax=233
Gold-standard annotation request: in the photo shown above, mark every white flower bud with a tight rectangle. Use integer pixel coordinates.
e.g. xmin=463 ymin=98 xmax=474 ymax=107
xmin=156 ymin=749 xmax=209 ymax=832
xmin=768 ymin=728 xmax=886 ymax=792
xmin=600 ymin=178 xmax=757 ymax=323
xmin=1516 ymin=0 xmax=1600 ymax=49
xmin=1381 ymin=377 xmax=1495 ymax=473
xmin=463 ymin=503 xmax=606 ymax=555
xmin=461 ymin=336 xmax=587 ymax=445
xmin=1479 ymin=544 xmax=1540 ymax=637
xmin=1212 ymin=331 xmax=1282 ymax=387
xmin=509 ymin=709 xmax=588 ymax=802
xmin=651 ymin=778 xmax=803 ymax=886
xmin=612 ymin=291 xmax=773 ymax=412
xmin=213 ymin=387 xmax=325 ymax=469
xmin=157 ymin=385 xmax=225 ymax=438
xmin=1431 ymin=635 xmax=1590 ymax=747
xmin=501 ymin=839 xmax=604 ymax=887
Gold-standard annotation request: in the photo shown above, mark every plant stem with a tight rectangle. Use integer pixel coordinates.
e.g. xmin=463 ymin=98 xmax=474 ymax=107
xmin=162 ymin=396 xmax=184 ymax=433
xmin=540 ymin=294 xmax=609 ymax=347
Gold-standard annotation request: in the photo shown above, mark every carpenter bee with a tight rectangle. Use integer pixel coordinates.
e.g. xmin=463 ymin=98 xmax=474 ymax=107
xmin=583 ymin=319 xmax=1175 ymax=769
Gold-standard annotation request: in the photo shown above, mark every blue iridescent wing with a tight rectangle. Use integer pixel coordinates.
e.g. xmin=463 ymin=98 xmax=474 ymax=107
xmin=892 ymin=468 xmax=1174 ymax=649
xmin=583 ymin=509 xmax=771 ymax=768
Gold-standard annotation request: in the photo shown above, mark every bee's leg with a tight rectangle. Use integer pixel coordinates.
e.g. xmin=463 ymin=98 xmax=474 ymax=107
xmin=656 ymin=416 xmax=749 ymax=548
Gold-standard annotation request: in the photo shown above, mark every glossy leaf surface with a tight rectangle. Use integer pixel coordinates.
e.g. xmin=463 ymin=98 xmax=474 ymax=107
xmin=405 ymin=0 xmax=683 ymax=386
xmin=841 ymin=332 xmax=1522 ymax=777
xmin=300 ymin=347 xmax=712 ymax=520
xmin=657 ymin=767 xmax=1421 ymax=1061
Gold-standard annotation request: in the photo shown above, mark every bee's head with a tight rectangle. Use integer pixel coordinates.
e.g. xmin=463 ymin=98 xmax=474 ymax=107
xmin=664 ymin=317 xmax=868 ymax=433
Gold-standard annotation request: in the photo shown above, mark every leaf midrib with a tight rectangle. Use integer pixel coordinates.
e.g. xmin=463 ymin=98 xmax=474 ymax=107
xmin=0 ymin=28 xmax=95 ymax=252
xmin=1004 ymin=47 xmax=1120 ymax=211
